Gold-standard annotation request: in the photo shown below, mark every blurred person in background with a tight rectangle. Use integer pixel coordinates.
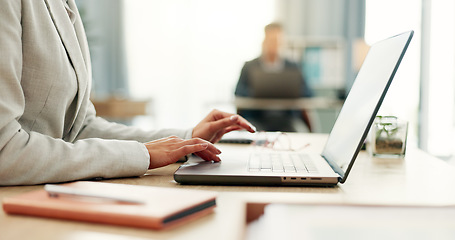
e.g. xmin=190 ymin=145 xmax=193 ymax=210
xmin=235 ymin=22 xmax=313 ymax=132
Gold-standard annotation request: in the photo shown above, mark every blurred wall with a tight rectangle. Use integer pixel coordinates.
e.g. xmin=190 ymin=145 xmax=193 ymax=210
xmin=276 ymin=0 xmax=365 ymax=92
xmin=76 ymin=0 xmax=129 ymax=99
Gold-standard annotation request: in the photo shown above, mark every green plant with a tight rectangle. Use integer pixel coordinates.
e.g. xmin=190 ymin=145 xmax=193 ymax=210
xmin=371 ymin=115 xmax=407 ymax=156
xmin=375 ymin=116 xmax=399 ymax=139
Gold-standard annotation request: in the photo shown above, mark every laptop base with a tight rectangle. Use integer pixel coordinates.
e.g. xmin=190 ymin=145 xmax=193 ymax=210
xmin=174 ymin=173 xmax=339 ymax=187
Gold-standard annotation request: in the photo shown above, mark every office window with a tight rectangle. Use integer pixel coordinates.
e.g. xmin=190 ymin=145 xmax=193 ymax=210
xmin=124 ymin=0 xmax=275 ymax=129
xmin=420 ymin=0 xmax=455 ymax=157
xmin=364 ymin=0 xmax=422 ymax=148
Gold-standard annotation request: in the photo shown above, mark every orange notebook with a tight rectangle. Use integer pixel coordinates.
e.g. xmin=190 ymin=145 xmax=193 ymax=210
xmin=2 ymin=181 xmax=217 ymax=230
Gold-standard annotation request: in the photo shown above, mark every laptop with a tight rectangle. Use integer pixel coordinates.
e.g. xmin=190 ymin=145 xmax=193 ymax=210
xmin=174 ymin=31 xmax=414 ymax=186
xmin=249 ymin=68 xmax=302 ymax=98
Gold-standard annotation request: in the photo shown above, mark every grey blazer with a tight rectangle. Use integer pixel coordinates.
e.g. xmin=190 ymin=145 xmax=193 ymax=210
xmin=0 ymin=0 xmax=191 ymax=185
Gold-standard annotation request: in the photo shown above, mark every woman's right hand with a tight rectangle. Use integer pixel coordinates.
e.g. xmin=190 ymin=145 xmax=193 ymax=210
xmin=144 ymin=136 xmax=221 ymax=169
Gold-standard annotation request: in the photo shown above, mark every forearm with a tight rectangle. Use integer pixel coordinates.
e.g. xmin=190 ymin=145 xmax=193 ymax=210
xmin=0 ymin=124 xmax=149 ymax=186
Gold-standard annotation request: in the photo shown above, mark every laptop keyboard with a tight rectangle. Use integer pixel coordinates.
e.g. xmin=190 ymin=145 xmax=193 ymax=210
xmin=248 ymin=153 xmax=318 ymax=173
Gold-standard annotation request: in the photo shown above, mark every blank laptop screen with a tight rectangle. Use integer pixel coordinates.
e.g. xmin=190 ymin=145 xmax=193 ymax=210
xmin=321 ymin=31 xmax=413 ymax=182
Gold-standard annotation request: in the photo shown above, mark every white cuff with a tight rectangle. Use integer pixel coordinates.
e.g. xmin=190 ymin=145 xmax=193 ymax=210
xmin=184 ymin=128 xmax=194 ymax=139
xmin=140 ymin=143 xmax=150 ymax=162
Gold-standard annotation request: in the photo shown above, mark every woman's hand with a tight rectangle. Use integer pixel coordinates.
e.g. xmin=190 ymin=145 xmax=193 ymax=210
xmin=192 ymin=109 xmax=256 ymax=143
xmin=145 ymin=109 xmax=255 ymax=169
xmin=145 ymin=136 xmax=221 ymax=169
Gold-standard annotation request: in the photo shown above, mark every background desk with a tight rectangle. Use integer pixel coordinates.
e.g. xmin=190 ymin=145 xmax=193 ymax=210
xmin=1 ymin=133 xmax=455 ymax=240
xmin=234 ymin=97 xmax=343 ymax=110
xmin=234 ymin=97 xmax=343 ymax=133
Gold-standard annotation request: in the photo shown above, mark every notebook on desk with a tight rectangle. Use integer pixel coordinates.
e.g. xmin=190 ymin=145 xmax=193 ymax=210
xmin=174 ymin=31 xmax=414 ymax=187
xmin=2 ymin=181 xmax=217 ymax=230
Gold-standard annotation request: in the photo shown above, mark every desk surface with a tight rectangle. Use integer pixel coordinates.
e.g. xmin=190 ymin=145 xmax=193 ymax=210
xmin=2 ymin=133 xmax=455 ymax=240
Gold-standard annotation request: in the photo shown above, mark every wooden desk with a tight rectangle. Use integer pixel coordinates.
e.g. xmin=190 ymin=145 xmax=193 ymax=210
xmin=1 ymin=133 xmax=455 ymax=240
xmin=92 ymin=98 xmax=149 ymax=119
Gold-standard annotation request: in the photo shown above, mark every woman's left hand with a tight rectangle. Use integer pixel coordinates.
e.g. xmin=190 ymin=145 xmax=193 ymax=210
xmin=192 ymin=109 xmax=256 ymax=143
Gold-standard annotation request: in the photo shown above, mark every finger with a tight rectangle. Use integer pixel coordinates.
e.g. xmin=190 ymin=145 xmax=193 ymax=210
xmin=211 ymin=126 xmax=240 ymax=143
xmin=204 ymin=141 xmax=222 ymax=154
xmin=208 ymin=115 xmax=256 ymax=135
xmin=231 ymin=115 xmax=256 ymax=133
xmin=213 ymin=124 xmax=256 ymax=143
xmin=171 ymin=143 xmax=209 ymax=159
xmin=207 ymin=116 xmax=241 ymax=133
xmin=208 ymin=110 xmax=256 ymax=132
xmin=194 ymin=150 xmax=221 ymax=162
xmin=180 ymin=138 xmax=221 ymax=154
xmin=224 ymin=125 xmax=243 ymax=133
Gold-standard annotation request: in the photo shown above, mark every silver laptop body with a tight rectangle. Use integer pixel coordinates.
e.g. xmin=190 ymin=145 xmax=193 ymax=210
xmin=174 ymin=31 xmax=414 ymax=186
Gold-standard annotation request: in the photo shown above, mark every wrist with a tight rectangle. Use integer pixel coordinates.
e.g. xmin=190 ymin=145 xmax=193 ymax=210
xmin=141 ymin=143 xmax=151 ymax=168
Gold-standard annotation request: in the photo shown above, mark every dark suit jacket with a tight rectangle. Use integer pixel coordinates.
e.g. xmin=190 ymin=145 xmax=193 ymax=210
xmin=235 ymin=57 xmax=313 ymax=98
xmin=234 ymin=57 xmax=313 ymax=131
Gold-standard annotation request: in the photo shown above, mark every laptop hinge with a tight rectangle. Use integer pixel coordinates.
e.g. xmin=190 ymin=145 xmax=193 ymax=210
xmin=322 ymin=155 xmax=345 ymax=181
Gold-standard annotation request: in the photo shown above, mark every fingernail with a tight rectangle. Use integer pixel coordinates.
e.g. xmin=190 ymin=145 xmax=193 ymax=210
xmin=216 ymin=148 xmax=222 ymax=154
xmin=201 ymin=143 xmax=208 ymax=148
xmin=230 ymin=115 xmax=239 ymax=121
xmin=249 ymin=124 xmax=257 ymax=132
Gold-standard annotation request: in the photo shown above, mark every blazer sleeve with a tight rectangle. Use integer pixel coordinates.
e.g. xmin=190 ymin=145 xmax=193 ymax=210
xmin=0 ymin=1 xmax=149 ymax=186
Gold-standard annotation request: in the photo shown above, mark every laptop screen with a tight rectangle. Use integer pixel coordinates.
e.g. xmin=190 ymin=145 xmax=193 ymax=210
xmin=249 ymin=69 xmax=302 ymax=98
xmin=321 ymin=31 xmax=413 ymax=183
